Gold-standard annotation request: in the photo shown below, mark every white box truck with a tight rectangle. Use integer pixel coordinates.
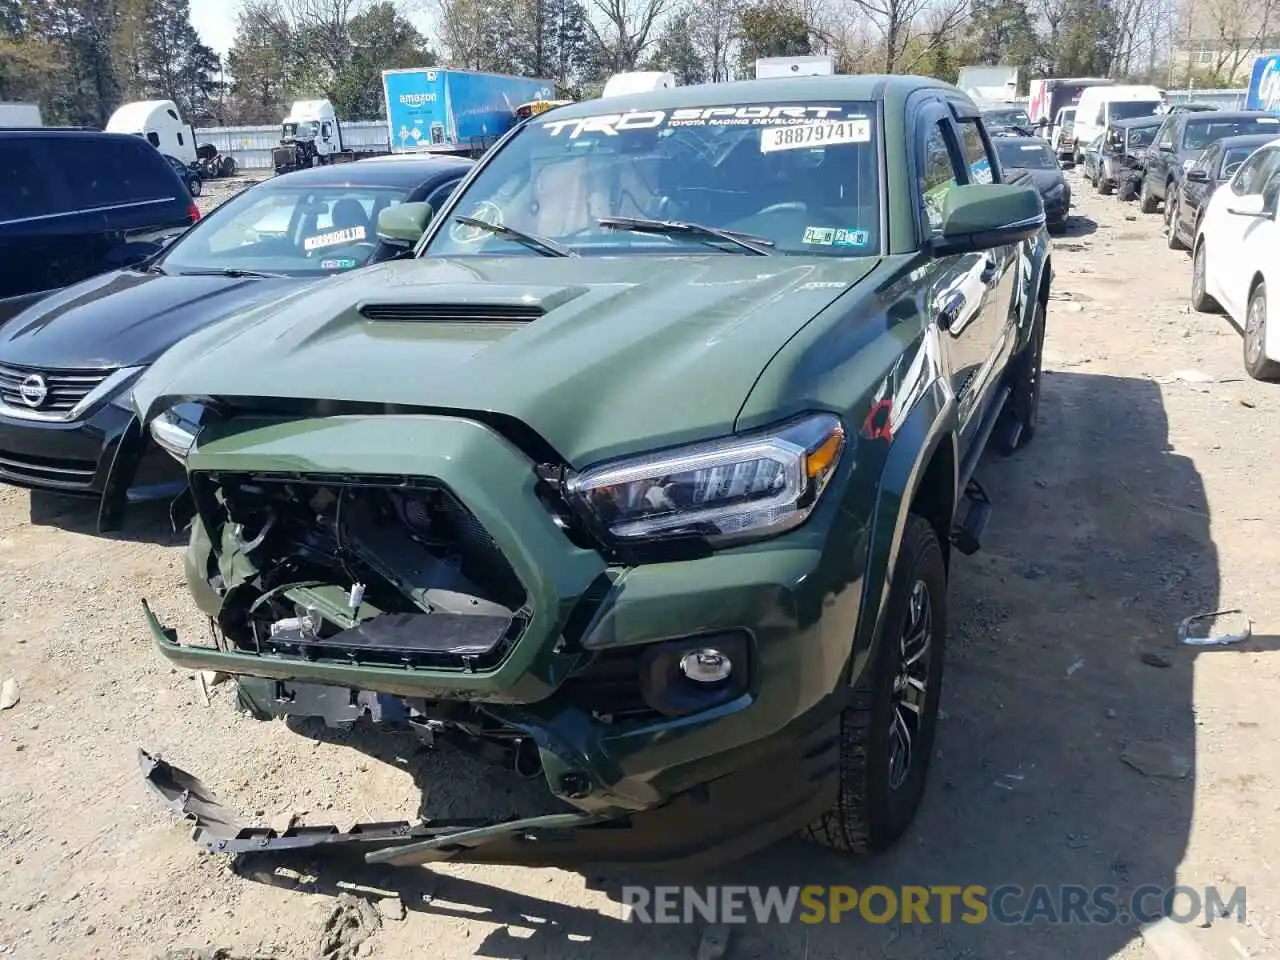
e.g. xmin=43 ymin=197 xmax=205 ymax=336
xmin=0 ymin=102 xmax=42 ymax=127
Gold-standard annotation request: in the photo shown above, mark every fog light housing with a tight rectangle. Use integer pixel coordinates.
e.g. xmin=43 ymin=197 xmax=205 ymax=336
xmin=638 ymin=631 xmax=751 ymax=718
xmin=679 ymin=648 xmax=733 ymax=684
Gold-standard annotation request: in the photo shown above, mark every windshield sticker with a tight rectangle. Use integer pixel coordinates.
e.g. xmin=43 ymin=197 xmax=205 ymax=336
xmin=803 ymin=226 xmax=836 ymax=245
xmin=833 ymin=228 xmax=871 ymax=248
xmin=760 ymin=119 xmax=871 ymax=153
xmin=1021 ymin=144 xmax=1042 ymax=151
xmin=542 ymin=105 xmax=865 ymax=138
xmin=303 ymin=226 xmax=366 ymax=251
xmin=320 ymin=257 xmax=359 ymax=270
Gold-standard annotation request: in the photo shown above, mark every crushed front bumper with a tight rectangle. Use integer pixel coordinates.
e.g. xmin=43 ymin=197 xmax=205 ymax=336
xmin=141 ymin=412 xmax=864 ymax=867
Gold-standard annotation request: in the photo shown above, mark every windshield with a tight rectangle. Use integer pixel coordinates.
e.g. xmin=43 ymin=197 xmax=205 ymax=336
xmin=1107 ymin=101 xmax=1161 ymax=123
xmin=1126 ymin=125 xmax=1159 ymax=149
xmin=995 ymin=140 xmax=1058 ymax=171
xmin=422 ymin=100 xmax=882 ymax=258
xmin=1182 ymin=116 xmax=1280 ymax=151
xmin=159 ymin=181 xmax=413 ymax=277
xmin=1222 ymin=146 xmax=1263 ymax=178
xmin=985 ymin=109 xmax=1030 ymax=126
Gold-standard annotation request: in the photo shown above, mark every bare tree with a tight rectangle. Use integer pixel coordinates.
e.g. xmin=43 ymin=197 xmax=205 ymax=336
xmin=687 ymin=0 xmax=739 ymax=80
xmin=840 ymin=0 xmax=967 ymax=72
xmin=585 ymin=0 xmax=670 ymax=70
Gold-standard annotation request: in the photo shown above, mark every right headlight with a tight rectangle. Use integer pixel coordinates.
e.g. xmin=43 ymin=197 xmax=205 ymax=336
xmin=564 ymin=412 xmax=847 ymax=545
xmin=149 ymin=402 xmax=208 ymax=463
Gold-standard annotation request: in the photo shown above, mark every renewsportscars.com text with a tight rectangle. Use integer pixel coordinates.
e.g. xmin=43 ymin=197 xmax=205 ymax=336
xmin=620 ymin=884 xmax=1247 ymax=926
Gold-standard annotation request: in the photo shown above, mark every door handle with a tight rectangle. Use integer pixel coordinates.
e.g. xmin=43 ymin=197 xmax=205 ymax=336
xmin=980 ymin=256 xmax=999 ymax=285
xmin=936 ymin=292 xmax=965 ymax=332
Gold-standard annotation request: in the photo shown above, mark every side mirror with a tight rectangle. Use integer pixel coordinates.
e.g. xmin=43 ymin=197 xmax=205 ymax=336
xmin=1227 ymin=194 xmax=1267 ymax=217
xmin=1185 ymin=168 xmax=1209 ymax=183
xmin=931 ymin=183 xmax=1045 ymax=257
xmin=377 ymin=201 xmax=434 ymax=247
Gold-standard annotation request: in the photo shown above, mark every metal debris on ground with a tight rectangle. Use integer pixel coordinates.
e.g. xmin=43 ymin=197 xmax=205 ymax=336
xmin=312 ymin=894 xmax=381 ymax=960
xmin=1178 ymin=609 xmax=1251 ymax=647
xmin=1066 ymin=657 xmax=1085 ymax=677
xmin=1121 ymin=741 xmax=1192 ymax=780
xmin=0 ymin=678 xmax=19 ymax=710
xmin=1167 ymin=369 xmax=1215 ymax=384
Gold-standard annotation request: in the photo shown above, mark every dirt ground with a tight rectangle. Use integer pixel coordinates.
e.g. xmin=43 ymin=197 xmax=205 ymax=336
xmin=3 ymin=171 xmax=1280 ymax=960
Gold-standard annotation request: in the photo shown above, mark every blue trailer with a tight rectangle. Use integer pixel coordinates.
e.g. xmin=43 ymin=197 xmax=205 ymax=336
xmin=382 ymin=68 xmax=555 ymax=155
xmin=1246 ymin=52 xmax=1280 ymax=112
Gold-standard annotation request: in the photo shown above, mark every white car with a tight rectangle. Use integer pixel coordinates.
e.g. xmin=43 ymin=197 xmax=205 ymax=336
xmin=1192 ymin=136 xmax=1280 ymax=380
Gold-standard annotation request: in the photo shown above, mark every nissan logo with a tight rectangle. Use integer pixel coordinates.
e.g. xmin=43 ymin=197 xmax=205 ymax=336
xmin=18 ymin=374 xmax=48 ymax=408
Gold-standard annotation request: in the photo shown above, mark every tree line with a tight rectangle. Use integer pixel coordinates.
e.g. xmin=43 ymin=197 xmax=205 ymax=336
xmin=0 ymin=0 xmax=1259 ymax=131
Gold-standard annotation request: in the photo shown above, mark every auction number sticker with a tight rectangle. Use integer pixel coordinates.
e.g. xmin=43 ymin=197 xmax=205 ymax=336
xmin=760 ymin=119 xmax=871 ymax=153
xmin=303 ymin=225 xmax=366 ymax=251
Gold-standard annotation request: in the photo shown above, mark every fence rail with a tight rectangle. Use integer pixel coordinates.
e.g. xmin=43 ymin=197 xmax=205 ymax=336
xmin=193 ymin=119 xmax=390 ymax=170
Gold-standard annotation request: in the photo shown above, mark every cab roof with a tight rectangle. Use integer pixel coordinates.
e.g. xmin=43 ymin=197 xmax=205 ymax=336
xmin=550 ymin=74 xmax=963 ymax=117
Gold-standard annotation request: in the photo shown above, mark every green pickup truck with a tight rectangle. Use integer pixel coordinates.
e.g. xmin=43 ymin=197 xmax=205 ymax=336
xmin=134 ymin=74 xmax=1052 ymax=871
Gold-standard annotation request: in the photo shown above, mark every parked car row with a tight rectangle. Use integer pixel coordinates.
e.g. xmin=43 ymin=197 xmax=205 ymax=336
xmin=0 ymin=128 xmax=473 ymax=526
xmin=1077 ymin=102 xmax=1280 ymax=381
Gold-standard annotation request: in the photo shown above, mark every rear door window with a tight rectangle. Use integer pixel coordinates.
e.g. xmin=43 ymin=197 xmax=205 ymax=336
xmin=54 ymin=137 xmax=179 ymax=211
xmin=0 ymin=140 xmax=60 ymax=221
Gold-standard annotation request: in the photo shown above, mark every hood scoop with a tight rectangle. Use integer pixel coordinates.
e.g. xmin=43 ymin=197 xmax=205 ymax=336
xmin=359 ymin=302 xmax=545 ymax=323
xmin=355 ymin=281 xmax=594 ymax=325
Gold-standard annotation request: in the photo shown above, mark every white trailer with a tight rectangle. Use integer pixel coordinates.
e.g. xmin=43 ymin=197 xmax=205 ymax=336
xmin=105 ymin=100 xmax=197 ymax=164
xmin=0 ymin=102 xmax=42 ymax=127
xmin=755 ymin=55 xmax=834 ymax=79
xmin=958 ymin=65 xmax=1020 ymax=103
xmin=602 ymin=72 xmax=676 ymax=97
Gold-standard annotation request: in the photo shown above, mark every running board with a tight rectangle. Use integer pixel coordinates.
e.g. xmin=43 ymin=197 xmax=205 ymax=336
xmin=950 ymin=479 xmax=991 ymax=556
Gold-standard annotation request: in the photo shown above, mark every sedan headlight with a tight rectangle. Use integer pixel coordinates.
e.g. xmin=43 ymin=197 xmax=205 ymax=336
xmin=565 ymin=413 xmax=846 ymax=544
xmin=149 ymin=402 xmax=208 ymax=462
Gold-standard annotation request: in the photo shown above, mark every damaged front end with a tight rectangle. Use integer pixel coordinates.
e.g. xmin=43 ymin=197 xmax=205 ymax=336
xmin=139 ymin=409 xmax=843 ymax=869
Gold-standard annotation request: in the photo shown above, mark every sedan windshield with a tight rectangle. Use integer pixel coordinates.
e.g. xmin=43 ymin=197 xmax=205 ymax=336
xmin=422 ymin=100 xmax=882 ymax=258
xmin=159 ymin=182 xmax=412 ymax=277
xmin=995 ymin=140 xmax=1058 ymax=171
xmin=985 ymin=109 xmax=1030 ymax=127
xmin=1182 ymin=116 xmax=1280 ymax=151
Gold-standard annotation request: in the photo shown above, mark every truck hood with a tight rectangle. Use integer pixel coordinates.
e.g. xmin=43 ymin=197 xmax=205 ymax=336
xmin=134 ymin=254 xmax=880 ymax=465
xmin=0 ymin=269 xmax=302 ymax=369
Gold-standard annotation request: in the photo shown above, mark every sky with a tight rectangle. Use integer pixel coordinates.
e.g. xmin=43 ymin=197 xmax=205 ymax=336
xmin=188 ymin=0 xmax=436 ymax=57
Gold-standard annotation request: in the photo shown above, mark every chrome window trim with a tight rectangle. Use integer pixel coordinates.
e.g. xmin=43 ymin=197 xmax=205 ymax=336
xmin=0 ymin=197 xmax=181 ymax=228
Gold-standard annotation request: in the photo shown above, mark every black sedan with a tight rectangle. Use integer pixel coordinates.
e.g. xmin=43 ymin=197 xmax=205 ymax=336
xmin=1166 ymin=133 xmax=1277 ymax=251
xmin=164 ymin=154 xmax=202 ymax=197
xmin=993 ymin=135 xmax=1072 ymax=231
xmin=0 ymin=154 xmax=471 ymax=529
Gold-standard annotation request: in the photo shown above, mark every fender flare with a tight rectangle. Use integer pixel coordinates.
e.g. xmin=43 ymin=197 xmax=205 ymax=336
xmin=845 ymin=376 xmax=958 ymax=688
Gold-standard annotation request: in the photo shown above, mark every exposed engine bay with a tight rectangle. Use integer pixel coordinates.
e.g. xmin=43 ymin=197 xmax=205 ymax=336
xmin=204 ymin=474 xmax=529 ymax=671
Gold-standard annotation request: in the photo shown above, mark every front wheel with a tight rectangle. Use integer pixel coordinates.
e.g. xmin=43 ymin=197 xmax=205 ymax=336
xmin=806 ymin=514 xmax=947 ymax=854
xmin=188 ymin=175 xmax=202 ymax=197
xmin=1099 ymin=178 xmax=1114 ymax=195
xmin=1244 ymin=282 xmax=1280 ymax=381
xmin=1139 ymin=176 xmax=1159 ymax=213
xmin=1191 ymin=241 xmax=1221 ymax=313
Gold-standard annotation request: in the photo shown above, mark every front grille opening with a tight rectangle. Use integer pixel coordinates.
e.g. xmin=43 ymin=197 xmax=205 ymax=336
xmin=203 ymin=473 xmax=529 ymax=671
xmin=559 ymin=646 xmax=660 ymax=725
xmin=358 ymin=302 xmax=544 ymax=323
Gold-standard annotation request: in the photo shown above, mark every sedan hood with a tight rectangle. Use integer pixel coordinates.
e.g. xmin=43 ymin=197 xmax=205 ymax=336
xmin=0 ymin=270 xmax=303 ymax=369
xmin=134 ymin=255 xmax=880 ymax=465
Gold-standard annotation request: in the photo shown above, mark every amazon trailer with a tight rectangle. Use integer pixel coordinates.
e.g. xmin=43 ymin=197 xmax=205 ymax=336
xmin=1247 ymin=53 xmax=1280 ymax=112
xmin=0 ymin=102 xmax=42 ymax=127
xmin=383 ymin=68 xmax=554 ymax=158
xmin=754 ymin=56 xmax=834 ymax=79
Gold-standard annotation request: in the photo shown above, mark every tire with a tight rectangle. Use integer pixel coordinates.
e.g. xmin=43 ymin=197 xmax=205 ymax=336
xmin=1139 ymin=176 xmax=1159 ymax=213
xmin=1191 ymin=240 xmax=1221 ymax=313
xmin=188 ymin=175 xmax=202 ymax=197
xmin=1166 ymin=197 xmax=1185 ymax=250
xmin=1099 ymin=178 xmax=1114 ymax=195
xmin=1118 ymin=177 xmax=1138 ymax=202
xmin=806 ymin=513 xmax=948 ymax=854
xmin=1243 ymin=281 xmax=1280 ymax=381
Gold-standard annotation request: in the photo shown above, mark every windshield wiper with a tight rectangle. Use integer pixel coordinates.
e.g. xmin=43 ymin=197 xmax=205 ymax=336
xmin=453 ymin=217 xmax=576 ymax=257
xmin=176 ymin=268 xmax=288 ymax=279
xmin=598 ymin=217 xmax=775 ymax=255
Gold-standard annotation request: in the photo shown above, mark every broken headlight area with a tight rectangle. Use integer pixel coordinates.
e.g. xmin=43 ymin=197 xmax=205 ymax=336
xmin=197 ymin=472 xmax=530 ymax=672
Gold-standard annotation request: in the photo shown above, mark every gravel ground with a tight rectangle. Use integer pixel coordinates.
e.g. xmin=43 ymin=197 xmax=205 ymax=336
xmin=3 ymin=170 xmax=1280 ymax=960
